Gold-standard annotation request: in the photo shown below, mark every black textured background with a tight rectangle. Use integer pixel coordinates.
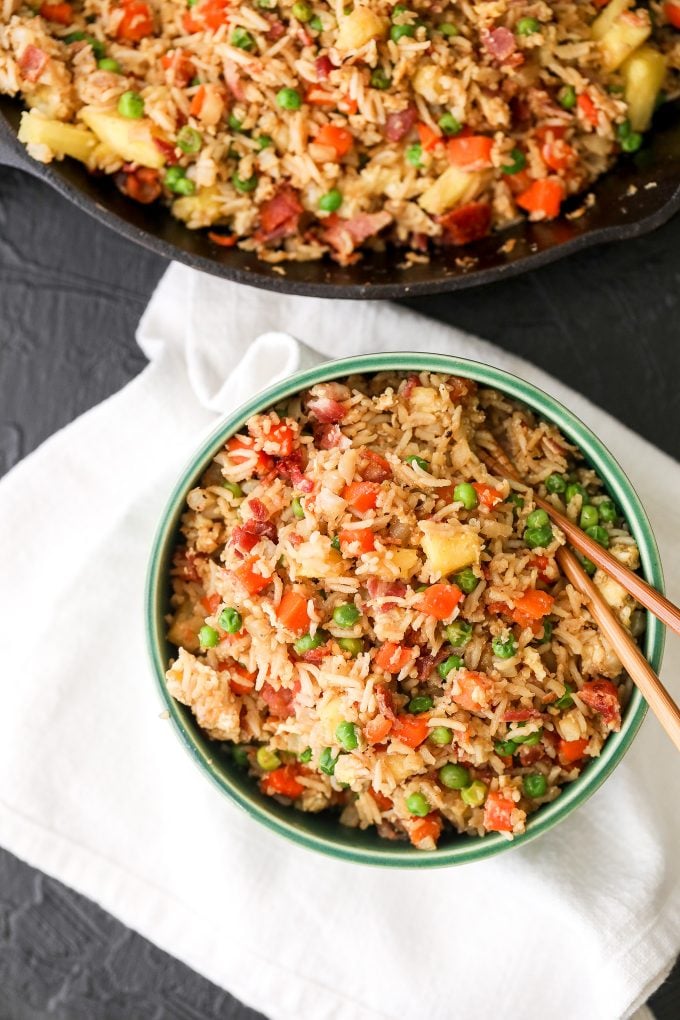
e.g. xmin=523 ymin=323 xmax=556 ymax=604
xmin=0 ymin=165 xmax=678 ymax=1019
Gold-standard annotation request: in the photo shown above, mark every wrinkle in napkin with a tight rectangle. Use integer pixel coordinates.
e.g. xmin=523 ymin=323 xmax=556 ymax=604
xmin=0 ymin=263 xmax=679 ymax=1020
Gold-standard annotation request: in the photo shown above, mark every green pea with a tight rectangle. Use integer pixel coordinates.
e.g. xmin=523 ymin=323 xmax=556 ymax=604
xmin=513 ymin=729 xmax=541 ymax=746
xmin=585 ymin=524 xmax=610 ymax=548
xmin=405 ymin=454 xmax=429 ymax=471
xmin=231 ymin=27 xmax=255 ymax=50
xmin=309 ymin=15 xmax=323 ymax=30
xmin=439 ymin=763 xmax=470 ymax=789
xmin=445 ymin=620 xmax=472 ymax=647
xmin=164 ymin=166 xmax=196 ymax=196
xmin=408 ymin=695 xmax=434 ymax=714
xmin=291 ymin=496 xmax=305 ymax=519
xmin=461 ymin=780 xmax=487 ymax=807
xmin=565 ymin=482 xmax=589 ymax=505
xmin=598 ymin=499 xmax=617 ymax=523
xmin=502 ymin=147 xmax=526 ymax=175
xmin=177 ymin=125 xmax=202 ymax=154
xmin=545 ymin=473 xmax=566 ymax=494
xmin=524 ymin=524 xmax=553 ymax=549
xmin=98 ymin=57 xmax=122 ymax=73
xmin=506 ymin=492 xmax=525 ymax=513
xmin=370 ymin=68 xmax=391 ymax=89
xmin=438 ymin=654 xmax=463 ymax=679
xmin=256 ymin=746 xmax=281 ymax=771
xmin=438 ymin=112 xmax=462 ymax=136
xmin=118 ymin=90 xmax=144 ymax=119
xmin=616 ymin=119 xmax=632 ymax=140
xmin=232 ymin=744 xmax=249 ymax=767
xmin=406 ymin=143 xmax=422 ymax=167
xmin=390 ymin=23 xmax=416 ymax=41
xmin=621 ymin=132 xmax=643 ymax=152
xmin=222 ymin=480 xmax=243 ymax=498
xmin=392 ymin=4 xmax=407 ymax=17
xmin=554 ymin=684 xmax=574 ymax=710
xmin=276 ymin=87 xmax=302 ymax=110
xmin=330 ymin=535 xmax=341 ymax=551
xmin=405 ymin=791 xmax=430 ymax=816
xmin=257 ymin=0 xmax=275 ymax=7
xmin=558 ymin=85 xmax=576 ymax=110
xmin=256 ymin=134 xmax=273 ymax=150
xmin=318 ymin=189 xmax=342 ymax=212
xmin=429 ymin=726 xmax=452 ymax=746
xmin=523 ymin=773 xmax=547 ymax=798
xmin=338 ymin=637 xmax=363 ymax=656
xmin=526 ymin=508 xmax=550 ymax=529
xmin=333 ymin=603 xmax=360 ymax=628
xmin=199 ymin=625 xmax=219 ymax=648
xmin=580 ymin=505 xmax=599 ymax=529
xmin=440 ymin=22 xmax=458 ymax=36
xmin=336 ymin=720 xmax=359 ymax=750
xmin=299 ymin=746 xmax=313 ymax=763
xmin=538 ymin=619 xmax=553 ymax=643
xmin=454 ymin=568 xmax=479 ymax=594
xmin=292 ymin=0 xmax=312 ymax=21
xmin=216 ymin=607 xmax=240 ymax=634
xmin=294 ymin=631 xmax=326 ymax=654
xmin=319 ymin=747 xmax=338 ymax=775
xmin=454 ymin=482 xmax=478 ymax=510
xmin=494 ymin=739 xmax=518 ymax=756
xmin=68 ymin=32 xmax=105 ymax=57
xmin=516 ymin=16 xmax=540 ymax=34
xmin=492 ymin=634 xmax=517 ymax=659
xmin=232 ymin=172 xmax=258 ymax=193
xmin=579 ymin=554 xmax=597 ymax=576
xmin=64 ymin=31 xmax=87 ymax=44
xmin=227 ymin=113 xmax=243 ymax=132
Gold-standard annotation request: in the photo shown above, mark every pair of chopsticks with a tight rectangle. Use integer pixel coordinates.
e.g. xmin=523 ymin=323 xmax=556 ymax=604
xmin=478 ymin=442 xmax=680 ymax=751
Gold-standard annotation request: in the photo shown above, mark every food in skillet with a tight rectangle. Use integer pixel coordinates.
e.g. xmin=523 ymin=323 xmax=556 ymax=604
xmin=164 ymin=372 xmax=643 ymax=848
xmin=0 ymin=0 xmax=678 ymax=263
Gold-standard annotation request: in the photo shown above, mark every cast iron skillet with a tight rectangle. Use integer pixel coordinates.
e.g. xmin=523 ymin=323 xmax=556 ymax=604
xmin=1 ymin=94 xmax=679 ymax=299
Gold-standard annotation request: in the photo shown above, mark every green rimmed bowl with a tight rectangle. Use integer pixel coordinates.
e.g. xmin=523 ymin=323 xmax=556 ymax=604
xmin=146 ymin=352 xmax=665 ymax=867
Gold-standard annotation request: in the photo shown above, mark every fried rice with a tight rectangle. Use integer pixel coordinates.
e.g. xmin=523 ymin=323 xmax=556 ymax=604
xmin=163 ymin=371 xmax=644 ymax=849
xmin=1 ymin=0 xmax=678 ymax=264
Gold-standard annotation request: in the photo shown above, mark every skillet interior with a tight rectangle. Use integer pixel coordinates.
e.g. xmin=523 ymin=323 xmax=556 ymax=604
xmin=1 ymin=95 xmax=679 ymax=299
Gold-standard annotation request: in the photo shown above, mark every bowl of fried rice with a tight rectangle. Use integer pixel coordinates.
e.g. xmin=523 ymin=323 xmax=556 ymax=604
xmin=145 ymin=352 xmax=664 ymax=866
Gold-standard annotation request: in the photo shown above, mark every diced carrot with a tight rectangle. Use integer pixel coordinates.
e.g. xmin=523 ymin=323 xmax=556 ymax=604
xmin=535 ymin=124 xmax=568 ymax=145
xmin=665 ymin=2 xmax=680 ymax=28
xmin=39 ymin=2 xmax=74 ymax=24
xmin=276 ymin=587 xmax=310 ymax=633
xmin=446 ymin=135 xmax=493 ymax=169
xmin=542 ymin=139 xmax=575 ymax=172
xmin=306 ymin=87 xmax=337 ymax=105
xmin=233 ymin=558 xmax=272 ymax=596
xmin=417 ymin=583 xmax=463 ymax=621
xmin=577 ymin=93 xmax=599 ymax=126
xmin=343 ymin=481 xmax=380 ymax=512
xmin=390 ymin=713 xmax=430 ymax=747
xmin=511 ymin=589 xmax=555 ymax=626
xmin=208 ymin=231 xmax=238 ymax=247
xmin=516 ymin=178 xmax=564 ymax=219
xmin=483 ymin=791 xmax=514 ymax=832
xmin=226 ymin=435 xmax=273 ymax=476
xmin=374 ymin=642 xmax=413 ymax=674
xmin=338 ymin=528 xmax=375 ymax=554
xmin=558 ymin=737 xmax=589 ymax=766
xmin=472 ymin=482 xmax=504 ymax=509
xmin=230 ymin=664 xmax=257 ymax=694
xmin=183 ymin=0 xmax=229 ymax=31
xmin=265 ymin=422 xmax=296 ymax=457
xmin=190 ymin=84 xmax=207 ymax=118
xmin=161 ymin=48 xmax=196 ymax=86
xmin=314 ymin=123 xmax=354 ymax=158
xmin=262 ymin=765 xmax=305 ymax=799
xmin=452 ymin=670 xmax=492 ymax=713
xmin=365 ymin=715 xmax=393 ymax=744
xmin=116 ymin=0 xmax=154 ymax=41
xmin=417 ymin=121 xmax=442 ymax=152
xmin=369 ymin=787 xmax=393 ymax=811
xmin=201 ymin=593 xmax=221 ymax=615
xmin=338 ymin=95 xmax=358 ymax=115
xmin=410 ymin=813 xmax=442 ymax=846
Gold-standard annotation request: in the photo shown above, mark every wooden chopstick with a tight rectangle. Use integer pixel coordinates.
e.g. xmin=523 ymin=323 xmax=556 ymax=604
xmin=558 ymin=547 xmax=680 ymax=752
xmin=477 ymin=442 xmax=680 ymax=638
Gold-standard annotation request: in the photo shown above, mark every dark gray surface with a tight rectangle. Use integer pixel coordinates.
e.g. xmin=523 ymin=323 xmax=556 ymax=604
xmin=0 ymin=165 xmax=678 ymax=1019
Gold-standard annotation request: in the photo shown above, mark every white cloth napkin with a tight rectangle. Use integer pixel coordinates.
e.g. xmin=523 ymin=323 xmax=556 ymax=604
xmin=1 ymin=263 xmax=679 ymax=1020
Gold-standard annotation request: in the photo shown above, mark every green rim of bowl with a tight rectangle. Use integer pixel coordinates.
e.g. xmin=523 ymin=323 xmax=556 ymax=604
xmin=145 ymin=352 xmax=665 ymax=868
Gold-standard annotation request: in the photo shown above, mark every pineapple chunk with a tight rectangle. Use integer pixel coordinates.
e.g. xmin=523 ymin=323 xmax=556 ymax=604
xmin=591 ymin=0 xmax=632 ymax=40
xmin=623 ymin=45 xmax=667 ymax=130
xmin=336 ymin=6 xmax=387 ymax=51
xmin=18 ymin=111 xmax=97 ymax=163
xmin=418 ymin=166 xmax=483 ymax=216
xmin=79 ymin=106 xmax=166 ymax=168
xmin=420 ymin=522 xmax=483 ymax=576
xmin=599 ymin=9 xmax=651 ymax=71
xmin=25 ymin=86 xmax=66 ymax=120
xmin=390 ymin=548 xmax=420 ymax=580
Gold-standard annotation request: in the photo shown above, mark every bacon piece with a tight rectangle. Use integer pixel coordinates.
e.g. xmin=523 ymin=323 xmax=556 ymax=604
xmin=440 ymin=201 xmax=492 ymax=246
xmin=172 ymin=549 xmax=204 ymax=582
xmin=223 ymin=58 xmax=245 ymax=100
xmin=307 ymin=397 xmax=346 ymax=424
xmin=230 ymin=517 xmax=276 ymax=554
xmin=314 ymin=423 xmax=350 ymax=450
xmin=315 ymin=54 xmax=332 ymax=80
xmin=266 ymin=18 xmax=286 ymax=40
xmin=257 ymin=186 xmax=303 ymax=243
xmin=153 ymin=136 xmax=180 ymax=165
xmin=375 ymin=684 xmax=397 ymax=720
xmin=247 ymin=498 xmax=269 ymax=521
xmin=518 ymin=744 xmax=544 ymax=766
xmin=502 ymin=708 xmax=542 ymax=722
xmin=321 ymin=211 xmax=392 ymax=254
xmin=482 ymin=26 xmax=516 ymax=62
xmin=260 ymin=681 xmax=299 ymax=719
xmin=384 ymin=106 xmax=417 ymax=142
xmin=275 ymin=449 xmax=314 ymax=492
xmin=416 ymin=646 xmax=450 ymax=681
xmin=359 ymin=449 xmax=392 ymax=482
xmin=365 ymin=578 xmax=407 ymax=612
xmin=403 ymin=374 xmax=419 ymax=398
xmin=115 ymin=167 xmax=162 ymax=205
xmin=579 ymin=679 xmax=621 ymax=731
xmin=19 ymin=45 xmax=49 ymax=82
